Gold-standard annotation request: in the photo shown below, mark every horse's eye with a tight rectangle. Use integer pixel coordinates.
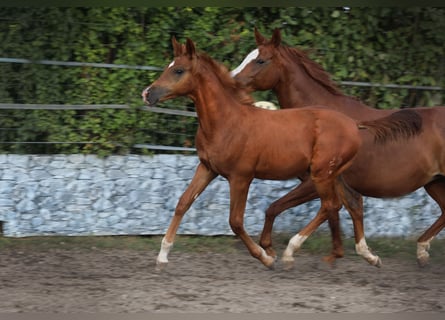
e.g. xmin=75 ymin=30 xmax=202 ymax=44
xmin=174 ymin=68 xmax=184 ymax=75
xmin=256 ymin=59 xmax=265 ymax=65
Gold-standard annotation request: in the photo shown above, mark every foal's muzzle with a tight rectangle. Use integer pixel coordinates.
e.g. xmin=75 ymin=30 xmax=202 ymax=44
xmin=141 ymin=86 xmax=154 ymax=106
xmin=142 ymin=85 xmax=166 ymax=106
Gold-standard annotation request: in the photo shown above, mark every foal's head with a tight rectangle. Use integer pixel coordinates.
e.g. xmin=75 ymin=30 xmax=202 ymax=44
xmin=142 ymin=37 xmax=198 ymax=106
xmin=142 ymin=37 xmax=253 ymax=106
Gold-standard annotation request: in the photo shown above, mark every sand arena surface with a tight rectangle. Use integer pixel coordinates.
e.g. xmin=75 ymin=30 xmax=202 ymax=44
xmin=1 ymin=242 xmax=444 ymax=313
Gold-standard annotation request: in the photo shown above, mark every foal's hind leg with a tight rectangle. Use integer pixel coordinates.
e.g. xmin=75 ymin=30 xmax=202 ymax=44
xmin=337 ymin=177 xmax=381 ymax=267
xmin=418 ymin=179 xmax=445 ymax=267
xmin=156 ymin=163 xmax=217 ymax=270
xmin=260 ymin=178 xmax=319 ymax=258
xmin=281 ymin=177 xmax=343 ymax=270
xmin=260 ymin=178 xmax=345 ymax=263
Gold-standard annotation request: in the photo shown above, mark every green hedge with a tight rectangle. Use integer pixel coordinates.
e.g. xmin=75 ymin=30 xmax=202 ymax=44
xmin=0 ymin=7 xmax=443 ymax=155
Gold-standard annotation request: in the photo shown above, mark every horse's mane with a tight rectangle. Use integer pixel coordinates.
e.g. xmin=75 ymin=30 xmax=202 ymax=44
xmin=359 ymin=109 xmax=423 ymax=144
xmin=280 ymin=46 xmax=344 ymax=97
xmin=194 ymin=52 xmax=255 ymax=106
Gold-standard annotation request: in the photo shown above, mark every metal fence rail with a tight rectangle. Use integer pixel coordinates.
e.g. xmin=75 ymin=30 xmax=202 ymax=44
xmin=1 ymin=57 xmax=443 ymax=92
xmin=339 ymin=80 xmax=443 ymax=91
xmin=0 ymin=57 xmax=163 ymax=71
xmin=0 ymin=104 xmax=130 ymax=110
xmin=0 ymin=103 xmax=197 ymax=152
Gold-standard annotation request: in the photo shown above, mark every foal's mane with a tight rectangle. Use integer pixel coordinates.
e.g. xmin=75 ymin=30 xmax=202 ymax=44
xmin=280 ymin=45 xmax=344 ymax=97
xmin=194 ymin=52 xmax=254 ymax=106
xmin=359 ymin=109 xmax=423 ymax=144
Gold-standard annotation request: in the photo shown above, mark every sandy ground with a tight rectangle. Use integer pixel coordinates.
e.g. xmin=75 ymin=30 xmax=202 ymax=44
xmin=1 ymin=244 xmax=444 ymax=313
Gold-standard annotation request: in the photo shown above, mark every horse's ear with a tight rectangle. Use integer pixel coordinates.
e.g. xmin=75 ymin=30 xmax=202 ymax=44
xmin=172 ymin=36 xmax=184 ymax=57
xmin=254 ymin=27 xmax=267 ymax=45
xmin=185 ymin=38 xmax=196 ymax=58
xmin=271 ymin=28 xmax=282 ymax=47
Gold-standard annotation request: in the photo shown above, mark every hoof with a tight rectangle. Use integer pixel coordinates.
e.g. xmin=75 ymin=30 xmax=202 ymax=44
xmin=264 ymin=260 xmax=275 ymax=270
xmin=259 ymin=255 xmax=276 ymax=270
xmin=373 ymin=256 xmax=382 ymax=268
xmin=322 ymin=254 xmax=338 ymax=266
xmin=281 ymin=256 xmax=295 ymax=271
xmin=155 ymin=260 xmax=168 ymax=272
xmin=260 ymin=250 xmax=276 ymax=270
xmin=417 ymin=256 xmax=429 ymax=268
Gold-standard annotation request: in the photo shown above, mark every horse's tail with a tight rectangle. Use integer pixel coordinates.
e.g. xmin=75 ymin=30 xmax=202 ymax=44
xmin=358 ymin=109 xmax=423 ymax=144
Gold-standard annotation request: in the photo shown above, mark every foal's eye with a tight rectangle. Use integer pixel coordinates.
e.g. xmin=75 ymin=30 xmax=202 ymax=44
xmin=256 ymin=59 xmax=265 ymax=65
xmin=173 ymin=68 xmax=184 ymax=75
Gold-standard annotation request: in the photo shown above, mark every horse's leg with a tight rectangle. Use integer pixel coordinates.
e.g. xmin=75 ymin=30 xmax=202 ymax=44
xmin=260 ymin=179 xmax=345 ymax=263
xmin=156 ymin=163 xmax=217 ymax=270
xmin=281 ymin=177 xmax=343 ymax=270
xmin=260 ymin=179 xmax=319 ymax=258
xmin=337 ymin=177 xmax=381 ymax=267
xmin=319 ymin=210 xmax=344 ymax=265
xmin=417 ymin=179 xmax=445 ymax=267
xmin=228 ymin=177 xmax=276 ymax=269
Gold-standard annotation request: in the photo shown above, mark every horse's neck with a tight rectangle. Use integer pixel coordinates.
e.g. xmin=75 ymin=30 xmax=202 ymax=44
xmin=191 ymin=78 xmax=244 ymax=136
xmin=275 ymin=74 xmax=388 ymax=121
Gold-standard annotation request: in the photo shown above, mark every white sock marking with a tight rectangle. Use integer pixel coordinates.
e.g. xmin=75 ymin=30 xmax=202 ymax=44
xmin=355 ymin=238 xmax=379 ymax=265
xmin=157 ymin=237 xmax=173 ymax=264
xmin=283 ymin=233 xmax=308 ymax=259
xmin=417 ymin=237 xmax=434 ymax=260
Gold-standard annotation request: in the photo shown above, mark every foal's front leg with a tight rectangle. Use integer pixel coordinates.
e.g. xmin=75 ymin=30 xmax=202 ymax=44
xmin=228 ymin=177 xmax=276 ymax=269
xmin=156 ymin=163 xmax=217 ymax=270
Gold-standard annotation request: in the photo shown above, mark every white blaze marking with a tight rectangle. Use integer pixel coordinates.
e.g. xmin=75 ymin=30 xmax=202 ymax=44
xmin=168 ymin=60 xmax=175 ymax=69
xmin=230 ymin=49 xmax=259 ymax=77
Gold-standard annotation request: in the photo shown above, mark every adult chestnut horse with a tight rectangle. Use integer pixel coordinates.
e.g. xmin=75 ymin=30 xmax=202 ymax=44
xmin=142 ymin=37 xmax=421 ymax=270
xmin=232 ymin=28 xmax=445 ymax=267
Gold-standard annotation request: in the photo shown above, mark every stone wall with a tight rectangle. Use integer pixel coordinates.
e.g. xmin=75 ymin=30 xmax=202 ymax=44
xmin=0 ymin=154 xmax=441 ymax=238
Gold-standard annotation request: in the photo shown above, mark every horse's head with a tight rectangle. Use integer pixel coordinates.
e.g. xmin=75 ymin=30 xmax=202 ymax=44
xmin=231 ymin=28 xmax=283 ymax=92
xmin=142 ymin=37 xmax=198 ymax=106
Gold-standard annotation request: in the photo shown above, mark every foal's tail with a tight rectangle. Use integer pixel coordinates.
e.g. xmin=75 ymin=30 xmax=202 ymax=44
xmin=358 ymin=109 xmax=423 ymax=144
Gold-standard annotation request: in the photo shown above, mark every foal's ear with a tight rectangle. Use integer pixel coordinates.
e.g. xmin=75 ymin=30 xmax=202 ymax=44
xmin=254 ymin=27 xmax=267 ymax=45
xmin=270 ymin=28 xmax=282 ymax=47
xmin=172 ymin=36 xmax=184 ymax=57
xmin=185 ymin=38 xmax=197 ymax=58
